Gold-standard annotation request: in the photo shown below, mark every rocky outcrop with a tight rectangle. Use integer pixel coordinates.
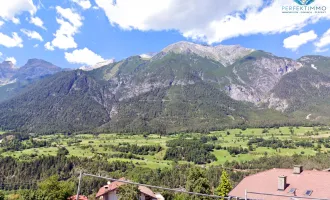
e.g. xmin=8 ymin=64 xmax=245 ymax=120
xmin=162 ymin=41 xmax=254 ymax=67
xmin=0 ymin=61 xmax=17 ymax=86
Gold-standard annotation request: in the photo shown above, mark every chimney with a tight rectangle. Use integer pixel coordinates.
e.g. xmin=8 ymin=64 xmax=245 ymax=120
xmin=293 ymin=165 xmax=303 ymax=174
xmin=278 ymin=176 xmax=287 ymax=191
xmin=104 ymin=186 xmax=109 ymax=189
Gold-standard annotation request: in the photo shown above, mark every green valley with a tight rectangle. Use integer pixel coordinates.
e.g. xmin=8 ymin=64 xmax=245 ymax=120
xmin=1 ymin=127 xmax=330 ymax=168
xmin=1 ymin=41 xmax=330 ymax=200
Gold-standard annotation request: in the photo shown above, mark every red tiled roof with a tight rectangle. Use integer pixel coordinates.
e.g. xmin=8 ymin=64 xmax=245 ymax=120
xmin=96 ymin=178 xmax=127 ymax=197
xmin=95 ymin=178 xmax=156 ymax=199
xmin=67 ymin=195 xmax=88 ymax=200
xmin=229 ymin=168 xmax=330 ymax=200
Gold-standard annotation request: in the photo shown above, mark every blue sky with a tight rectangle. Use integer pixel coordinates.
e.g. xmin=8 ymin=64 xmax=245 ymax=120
xmin=0 ymin=0 xmax=330 ymax=68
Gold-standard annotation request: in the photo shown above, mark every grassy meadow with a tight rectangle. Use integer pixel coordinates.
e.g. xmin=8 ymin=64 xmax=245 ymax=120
xmin=1 ymin=127 xmax=330 ymax=169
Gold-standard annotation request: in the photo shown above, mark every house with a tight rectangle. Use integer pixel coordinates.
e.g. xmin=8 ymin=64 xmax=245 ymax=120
xmin=96 ymin=178 xmax=157 ymax=200
xmin=229 ymin=165 xmax=330 ymax=200
xmin=67 ymin=195 xmax=88 ymax=200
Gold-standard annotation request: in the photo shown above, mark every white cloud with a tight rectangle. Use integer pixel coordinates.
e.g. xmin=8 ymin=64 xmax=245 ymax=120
xmin=65 ymin=48 xmax=104 ymax=65
xmin=45 ymin=7 xmax=83 ymax=50
xmin=51 ymin=34 xmax=77 ymax=49
xmin=92 ymin=6 xmax=99 ymax=10
xmin=72 ymin=0 xmax=92 ymax=10
xmin=44 ymin=42 xmax=55 ymax=51
xmin=0 ymin=0 xmax=36 ymax=21
xmin=315 ymin=48 xmax=328 ymax=53
xmin=20 ymin=29 xmax=43 ymax=41
xmin=283 ymin=30 xmax=317 ymax=51
xmin=0 ymin=21 xmax=3 ymax=27
xmin=0 ymin=52 xmax=2 ymax=57
xmin=5 ymin=57 xmax=17 ymax=65
xmin=95 ymin=0 xmax=330 ymax=44
xmin=0 ymin=32 xmax=23 ymax=48
xmin=314 ymin=29 xmax=330 ymax=52
xmin=12 ymin=17 xmax=20 ymax=24
xmin=56 ymin=6 xmax=83 ymax=27
xmin=30 ymin=16 xmax=46 ymax=29
xmin=33 ymin=44 xmax=39 ymax=48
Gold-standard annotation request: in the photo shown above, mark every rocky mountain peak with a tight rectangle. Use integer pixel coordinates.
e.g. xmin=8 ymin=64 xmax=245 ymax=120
xmin=0 ymin=61 xmax=16 ymax=69
xmin=23 ymin=58 xmax=60 ymax=70
xmin=11 ymin=59 xmax=62 ymax=81
xmin=162 ymin=41 xmax=254 ymax=66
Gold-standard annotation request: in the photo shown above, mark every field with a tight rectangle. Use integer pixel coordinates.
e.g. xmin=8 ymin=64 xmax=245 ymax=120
xmin=1 ymin=127 xmax=330 ymax=169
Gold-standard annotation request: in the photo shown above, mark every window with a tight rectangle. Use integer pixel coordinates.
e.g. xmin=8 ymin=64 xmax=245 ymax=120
xmin=288 ymin=188 xmax=296 ymax=194
xmin=305 ymin=190 xmax=313 ymax=196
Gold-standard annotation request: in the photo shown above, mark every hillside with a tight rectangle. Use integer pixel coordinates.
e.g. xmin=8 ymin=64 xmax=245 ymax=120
xmin=0 ymin=41 xmax=328 ymax=133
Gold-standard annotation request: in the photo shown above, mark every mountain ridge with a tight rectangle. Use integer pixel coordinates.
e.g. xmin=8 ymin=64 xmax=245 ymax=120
xmin=162 ymin=41 xmax=255 ymax=67
xmin=0 ymin=41 xmax=328 ymax=133
xmin=0 ymin=58 xmax=63 ymax=102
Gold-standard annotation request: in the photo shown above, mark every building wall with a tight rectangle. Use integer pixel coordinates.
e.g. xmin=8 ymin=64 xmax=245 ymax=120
xmin=140 ymin=193 xmax=145 ymax=200
xmin=103 ymin=191 xmax=118 ymax=200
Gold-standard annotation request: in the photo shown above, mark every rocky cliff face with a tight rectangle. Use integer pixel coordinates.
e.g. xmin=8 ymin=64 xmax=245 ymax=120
xmin=227 ymin=51 xmax=303 ymax=106
xmin=266 ymin=57 xmax=330 ymax=115
xmin=162 ymin=41 xmax=254 ymax=67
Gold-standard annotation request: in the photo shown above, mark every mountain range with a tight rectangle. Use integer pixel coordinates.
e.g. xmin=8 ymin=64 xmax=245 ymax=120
xmin=0 ymin=41 xmax=329 ymax=133
xmin=0 ymin=59 xmax=63 ymax=102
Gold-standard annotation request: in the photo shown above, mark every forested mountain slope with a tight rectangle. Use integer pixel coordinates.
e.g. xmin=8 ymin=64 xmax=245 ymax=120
xmin=0 ymin=42 xmax=328 ymax=133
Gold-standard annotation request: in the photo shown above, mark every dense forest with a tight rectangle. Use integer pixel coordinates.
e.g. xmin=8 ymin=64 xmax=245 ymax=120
xmin=164 ymin=138 xmax=217 ymax=164
xmin=103 ymin=143 xmax=162 ymax=155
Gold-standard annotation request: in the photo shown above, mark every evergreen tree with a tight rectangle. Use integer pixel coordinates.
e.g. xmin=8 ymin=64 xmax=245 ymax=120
xmin=57 ymin=147 xmax=69 ymax=157
xmin=216 ymin=171 xmax=232 ymax=199
xmin=117 ymin=184 xmax=139 ymax=200
xmin=186 ymin=167 xmax=211 ymax=200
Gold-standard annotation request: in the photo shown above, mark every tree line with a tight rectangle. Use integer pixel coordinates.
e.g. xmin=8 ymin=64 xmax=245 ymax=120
xmin=164 ymin=138 xmax=217 ymax=164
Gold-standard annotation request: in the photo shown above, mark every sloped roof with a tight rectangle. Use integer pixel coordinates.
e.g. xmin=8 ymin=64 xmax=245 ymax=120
xmin=139 ymin=185 xmax=157 ymax=198
xmin=95 ymin=177 xmax=156 ymax=199
xmin=229 ymin=168 xmax=330 ymax=200
xmin=96 ymin=178 xmax=126 ymax=197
